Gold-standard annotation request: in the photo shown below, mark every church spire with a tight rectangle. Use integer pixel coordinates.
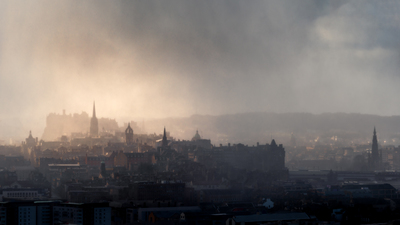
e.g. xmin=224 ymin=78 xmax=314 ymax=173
xmin=90 ymin=102 xmax=99 ymax=137
xmin=162 ymin=127 xmax=168 ymax=147
xmin=370 ymin=126 xmax=380 ymax=170
xmin=92 ymin=101 xmax=96 ymax=118
xmin=373 ymin=126 xmax=377 ymax=146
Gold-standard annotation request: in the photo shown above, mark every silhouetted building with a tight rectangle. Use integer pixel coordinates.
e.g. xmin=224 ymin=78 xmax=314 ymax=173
xmin=90 ymin=102 xmax=99 ymax=137
xmin=369 ymin=127 xmax=382 ymax=170
xmin=125 ymin=123 xmax=134 ymax=145
xmin=129 ymin=181 xmax=185 ymax=201
xmin=192 ymin=130 xmax=201 ymax=141
xmin=53 ymin=202 xmax=111 ymax=225
xmin=162 ymin=127 xmax=168 ymax=148
xmin=170 ymin=130 xmax=212 ymax=151
xmin=0 ymin=201 xmax=61 ymax=225
xmin=100 ymin=161 xmax=106 ymax=178
xmin=268 ymin=139 xmax=286 ymax=171
xmin=42 ymin=110 xmax=119 ymax=141
xmin=206 ymin=139 xmax=286 ymax=174
xmin=25 ymin=131 xmax=38 ymax=148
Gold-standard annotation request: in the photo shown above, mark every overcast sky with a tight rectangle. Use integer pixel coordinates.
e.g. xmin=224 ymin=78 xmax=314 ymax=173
xmin=1 ymin=0 xmax=400 ymax=137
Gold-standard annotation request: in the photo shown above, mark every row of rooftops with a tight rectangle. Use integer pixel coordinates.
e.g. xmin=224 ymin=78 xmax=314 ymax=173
xmin=86 ymin=152 xmax=148 ymax=161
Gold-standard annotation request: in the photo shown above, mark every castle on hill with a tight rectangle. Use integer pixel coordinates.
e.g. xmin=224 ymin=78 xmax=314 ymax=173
xmin=41 ymin=105 xmax=118 ymax=141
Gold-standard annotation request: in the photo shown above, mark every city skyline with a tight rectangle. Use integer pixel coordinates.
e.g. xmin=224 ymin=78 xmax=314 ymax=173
xmin=1 ymin=2 xmax=400 ymax=224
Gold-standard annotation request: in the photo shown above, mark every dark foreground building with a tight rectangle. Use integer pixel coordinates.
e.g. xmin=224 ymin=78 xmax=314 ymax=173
xmin=0 ymin=201 xmax=110 ymax=225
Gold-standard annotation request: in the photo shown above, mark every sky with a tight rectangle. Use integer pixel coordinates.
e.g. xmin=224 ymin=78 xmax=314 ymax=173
xmin=1 ymin=0 xmax=400 ymax=139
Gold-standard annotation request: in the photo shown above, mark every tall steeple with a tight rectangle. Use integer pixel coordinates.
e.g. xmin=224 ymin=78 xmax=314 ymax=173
xmin=92 ymin=101 xmax=96 ymax=118
xmin=162 ymin=127 xmax=168 ymax=147
xmin=372 ymin=127 xmax=378 ymax=155
xmin=370 ymin=126 xmax=380 ymax=170
xmin=90 ymin=101 xmax=99 ymax=137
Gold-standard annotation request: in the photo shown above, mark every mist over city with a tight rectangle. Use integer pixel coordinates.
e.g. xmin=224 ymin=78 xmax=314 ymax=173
xmin=1 ymin=1 xmax=400 ymax=224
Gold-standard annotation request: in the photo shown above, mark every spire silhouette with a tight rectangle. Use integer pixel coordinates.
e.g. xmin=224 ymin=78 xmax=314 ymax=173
xmin=162 ymin=127 xmax=168 ymax=147
xmin=90 ymin=102 xmax=99 ymax=137
xmin=92 ymin=101 xmax=96 ymax=118
xmin=370 ymin=126 xmax=380 ymax=170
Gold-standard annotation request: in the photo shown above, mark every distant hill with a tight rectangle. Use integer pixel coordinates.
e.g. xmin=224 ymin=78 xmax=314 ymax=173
xmin=142 ymin=112 xmax=400 ymax=146
xmin=39 ymin=111 xmax=400 ymax=145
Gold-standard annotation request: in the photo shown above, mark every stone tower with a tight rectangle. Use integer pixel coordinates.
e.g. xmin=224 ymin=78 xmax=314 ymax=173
xmin=125 ymin=123 xmax=134 ymax=145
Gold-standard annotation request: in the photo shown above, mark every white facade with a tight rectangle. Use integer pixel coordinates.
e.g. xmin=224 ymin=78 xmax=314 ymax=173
xmin=3 ymin=190 xmax=39 ymax=199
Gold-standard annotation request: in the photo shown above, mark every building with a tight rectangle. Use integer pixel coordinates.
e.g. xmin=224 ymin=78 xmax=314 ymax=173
xmin=161 ymin=127 xmax=168 ymax=148
xmin=137 ymin=206 xmax=201 ymax=223
xmin=21 ymin=131 xmax=38 ymax=160
xmin=170 ymin=130 xmax=212 ymax=151
xmin=100 ymin=161 xmax=106 ymax=178
xmin=12 ymin=166 xmax=36 ymax=181
xmin=25 ymin=131 xmax=38 ymax=149
xmin=125 ymin=123 xmax=134 ymax=145
xmin=86 ymin=155 xmax=107 ymax=167
xmin=85 ymin=151 xmax=117 ymax=168
xmin=12 ymin=204 xmax=36 ymax=225
xmin=0 ymin=201 xmax=59 ymax=225
xmin=114 ymin=151 xmax=151 ymax=170
xmin=201 ymin=139 xmax=286 ymax=173
xmin=341 ymin=183 xmax=398 ymax=199
xmin=0 ymin=201 xmax=111 ymax=225
xmin=90 ymin=102 xmax=99 ymax=137
xmin=1 ymin=188 xmax=45 ymax=200
xmin=129 ymin=181 xmax=185 ymax=201
xmin=226 ymin=212 xmax=311 ymax=225
xmin=198 ymin=189 xmax=245 ymax=203
xmin=53 ymin=202 xmax=110 ymax=225
xmin=369 ymin=127 xmax=382 ymax=170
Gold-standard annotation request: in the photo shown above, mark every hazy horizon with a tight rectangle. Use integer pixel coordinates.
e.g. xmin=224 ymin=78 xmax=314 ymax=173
xmin=2 ymin=0 xmax=400 ymax=140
